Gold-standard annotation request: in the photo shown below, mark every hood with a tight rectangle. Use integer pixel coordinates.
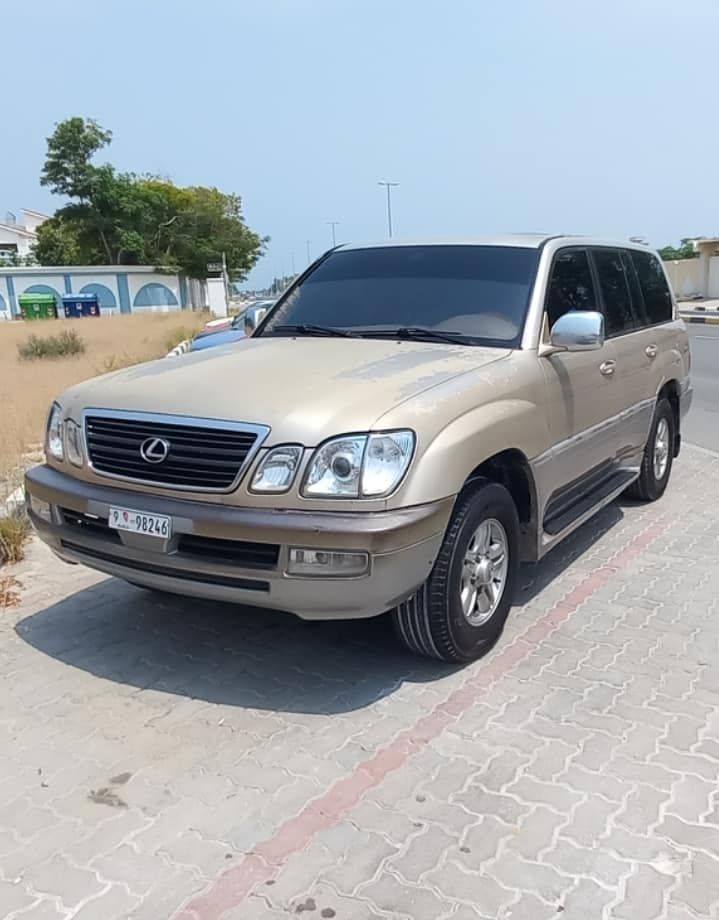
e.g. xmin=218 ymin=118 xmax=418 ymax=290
xmin=61 ymin=337 xmax=509 ymax=445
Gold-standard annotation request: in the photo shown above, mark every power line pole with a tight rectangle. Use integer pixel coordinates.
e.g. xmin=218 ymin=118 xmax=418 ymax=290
xmin=306 ymin=240 xmax=312 ymax=263
xmin=291 ymin=252 xmax=296 ymax=275
xmin=326 ymin=221 xmax=339 ymax=247
xmin=378 ymin=181 xmax=399 ymax=238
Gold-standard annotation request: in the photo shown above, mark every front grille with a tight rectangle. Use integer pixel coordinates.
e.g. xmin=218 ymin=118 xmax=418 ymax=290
xmin=179 ymin=535 xmax=279 ymax=569
xmin=85 ymin=414 xmax=265 ymax=490
xmin=59 ymin=508 xmax=280 ymax=571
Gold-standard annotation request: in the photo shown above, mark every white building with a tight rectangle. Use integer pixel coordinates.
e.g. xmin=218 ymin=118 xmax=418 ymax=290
xmin=0 ymin=264 xmax=226 ymax=319
xmin=0 ymin=208 xmax=48 ymax=261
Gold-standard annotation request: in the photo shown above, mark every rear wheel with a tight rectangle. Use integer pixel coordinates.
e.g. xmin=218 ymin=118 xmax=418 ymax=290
xmin=626 ymin=398 xmax=675 ymax=501
xmin=392 ymin=480 xmax=520 ymax=663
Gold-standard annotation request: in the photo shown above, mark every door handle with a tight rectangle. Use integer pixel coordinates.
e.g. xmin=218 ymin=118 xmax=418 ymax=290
xmin=645 ymin=344 xmax=658 ymax=359
xmin=599 ymin=360 xmax=616 ymax=377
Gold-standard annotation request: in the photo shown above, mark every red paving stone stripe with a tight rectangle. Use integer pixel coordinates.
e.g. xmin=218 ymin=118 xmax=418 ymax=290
xmin=174 ymin=518 xmax=663 ymax=920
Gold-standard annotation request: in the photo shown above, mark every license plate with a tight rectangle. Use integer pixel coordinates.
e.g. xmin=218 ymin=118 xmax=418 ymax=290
xmin=109 ymin=507 xmax=172 ymax=538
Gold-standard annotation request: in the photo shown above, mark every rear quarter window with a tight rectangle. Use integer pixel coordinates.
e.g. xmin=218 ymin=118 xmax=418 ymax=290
xmin=630 ymin=251 xmax=673 ymax=325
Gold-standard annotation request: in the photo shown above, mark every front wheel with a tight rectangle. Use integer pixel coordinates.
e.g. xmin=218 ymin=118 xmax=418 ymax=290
xmin=626 ymin=398 xmax=675 ymax=502
xmin=393 ymin=479 xmax=520 ymax=663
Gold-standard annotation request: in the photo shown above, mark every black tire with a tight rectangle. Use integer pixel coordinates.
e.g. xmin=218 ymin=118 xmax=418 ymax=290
xmin=392 ymin=479 xmax=520 ymax=663
xmin=626 ymin=398 xmax=675 ymax=502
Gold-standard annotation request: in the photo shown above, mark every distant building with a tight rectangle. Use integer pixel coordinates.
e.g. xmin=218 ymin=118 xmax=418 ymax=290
xmin=0 ymin=208 xmax=49 ymax=261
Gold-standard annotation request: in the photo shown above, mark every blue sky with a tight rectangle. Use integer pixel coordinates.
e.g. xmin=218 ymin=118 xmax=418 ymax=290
xmin=2 ymin=0 xmax=718 ymax=287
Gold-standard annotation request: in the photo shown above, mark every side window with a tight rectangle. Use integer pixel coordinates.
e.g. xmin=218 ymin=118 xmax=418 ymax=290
xmin=546 ymin=249 xmax=597 ymax=329
xmin=631 ymin=251 xmax=673 ymax=325
xmin=593 ymin=248 xmax=635 ymax=337
xmin=620 ymin=250 xmax=646 ymax=326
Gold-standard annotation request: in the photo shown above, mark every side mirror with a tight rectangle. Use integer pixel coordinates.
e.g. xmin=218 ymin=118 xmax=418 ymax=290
xmin=549 ymin=311 xmax=604 ymax=352
xmin=244 ymin=306 xmax=269 ymax=336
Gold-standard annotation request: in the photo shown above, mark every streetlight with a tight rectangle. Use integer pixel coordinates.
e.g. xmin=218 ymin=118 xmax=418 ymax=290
xmin=326 ymin=221 xmax=340 ymax=247
xmin=378 ymin=181 xmax=399 ymax=238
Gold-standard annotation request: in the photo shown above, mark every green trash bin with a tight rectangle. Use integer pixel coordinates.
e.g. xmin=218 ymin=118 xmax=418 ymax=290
xmin=18 ymin=292 xmax=58 ymax=321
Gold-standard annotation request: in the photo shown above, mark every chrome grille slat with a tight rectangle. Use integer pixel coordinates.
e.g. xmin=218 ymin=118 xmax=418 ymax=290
xmin=84 ymin=412 xmax=269 ymax=492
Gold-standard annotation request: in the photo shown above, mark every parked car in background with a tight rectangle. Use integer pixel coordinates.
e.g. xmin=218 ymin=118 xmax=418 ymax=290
xmin=190 ymin=300 xmax=275 ymax=352
xmin=26 ymin=237 xmax=690 ymax=662
xmin=190 ymin=310 xmax=247 ymax=352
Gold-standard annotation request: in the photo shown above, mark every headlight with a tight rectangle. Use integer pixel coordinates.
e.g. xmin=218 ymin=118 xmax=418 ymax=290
xmin=45 ymin=403 xmax=64 ymax=461
xmin=65 ymin=420 xmax=84 ymax=467
xmin=303 ymin=436 xmax=365 ymax=497
xmin=362 ymin=431 xmax=415 ymax=496
xmin=302 ymin=430 xmax=415 ymax=498
xmin=250 ymin=446 xmax=302 ymax=493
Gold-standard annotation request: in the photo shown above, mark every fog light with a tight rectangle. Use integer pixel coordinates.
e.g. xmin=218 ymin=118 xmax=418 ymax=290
xmin=29 ymin=495 xmax=52 ymax=522
xmin=287 ymin=547 xmax=369 ymax=577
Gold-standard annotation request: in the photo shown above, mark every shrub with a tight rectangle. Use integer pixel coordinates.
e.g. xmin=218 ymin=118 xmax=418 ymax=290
xmin=17 ymin=329 xmax=86 ymax=360
xmin=0 ymin=509 xmax=30 ymax=565
xmin=165 ymin=326 xmax=196 ymax=352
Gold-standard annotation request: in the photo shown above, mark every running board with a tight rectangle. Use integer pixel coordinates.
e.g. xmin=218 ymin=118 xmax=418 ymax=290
xmin=543 ymin=469 xmax=637 ymax=536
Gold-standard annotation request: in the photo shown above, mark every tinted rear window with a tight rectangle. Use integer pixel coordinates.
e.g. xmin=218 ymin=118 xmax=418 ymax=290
xmin=262 ymin=245 xmax=540 ymax=346
xmin=593 ymin=248 xmax=636 ymax=336
xmin=630 ymin=251 xmax=673 ymax=325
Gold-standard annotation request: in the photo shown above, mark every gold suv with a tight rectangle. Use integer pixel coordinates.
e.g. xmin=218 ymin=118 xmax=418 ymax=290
xmin=26 ymin=236 xmax=692 ymax=661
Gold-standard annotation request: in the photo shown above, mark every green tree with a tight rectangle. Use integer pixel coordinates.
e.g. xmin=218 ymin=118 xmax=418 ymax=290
xmin=658 ymin=238 xmax=699 ymax=261
xmin=34 ymin=117 xmax=266 ymax=279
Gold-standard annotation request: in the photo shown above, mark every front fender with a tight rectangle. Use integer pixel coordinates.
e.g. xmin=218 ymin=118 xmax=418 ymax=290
xmin=394 ymin=398 xmax=550 ymax=507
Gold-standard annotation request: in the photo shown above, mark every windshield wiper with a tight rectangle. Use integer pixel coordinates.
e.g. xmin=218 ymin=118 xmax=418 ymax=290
xmin=354 ymin=326 xmax=471 ymax=345
xmin=270 ymin=324 xmax=358 ymax=338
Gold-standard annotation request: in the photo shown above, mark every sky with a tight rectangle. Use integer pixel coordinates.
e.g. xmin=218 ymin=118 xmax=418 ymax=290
xmin=2 ymin=0 xmax=718 ymax=288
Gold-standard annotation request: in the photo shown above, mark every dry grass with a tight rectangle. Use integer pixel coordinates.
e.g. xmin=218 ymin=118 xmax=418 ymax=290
xmin=0 ymin=511 xmax=30 ymax=566
xmin=0 ymin=312 xmax=208 ymax=481
xmin=0 ymin=574 xmax=22 ymax=609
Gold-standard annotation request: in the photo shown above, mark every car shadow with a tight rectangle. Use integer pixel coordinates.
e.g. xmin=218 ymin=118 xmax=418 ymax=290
xmin=15 ymin=502 xmax=623 ymax=716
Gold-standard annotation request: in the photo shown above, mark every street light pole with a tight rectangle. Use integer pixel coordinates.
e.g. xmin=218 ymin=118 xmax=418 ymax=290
xmin=326 ymin=221 xmax=339 ymax=247
xmin=306 ymin=240 xmax=311 ymax=263
xmin=378 ymin=181 xmax=399 ymax=238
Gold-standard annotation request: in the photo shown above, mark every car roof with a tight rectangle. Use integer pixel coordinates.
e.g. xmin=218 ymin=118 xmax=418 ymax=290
xmin=336 ymin=235 xmax=656 ymax=253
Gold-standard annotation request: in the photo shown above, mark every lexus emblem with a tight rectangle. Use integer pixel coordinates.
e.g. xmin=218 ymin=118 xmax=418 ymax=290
xmin=140 ymin=437 xmax=170 ymax=464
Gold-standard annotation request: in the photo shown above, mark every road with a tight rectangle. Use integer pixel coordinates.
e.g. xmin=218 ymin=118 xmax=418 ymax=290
xmin=685 ymin=324 xmax=719 ymax=453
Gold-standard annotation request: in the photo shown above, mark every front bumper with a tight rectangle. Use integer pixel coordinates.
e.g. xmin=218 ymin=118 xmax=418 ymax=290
xmin=25 ymin=465 xmax=452 ymax=620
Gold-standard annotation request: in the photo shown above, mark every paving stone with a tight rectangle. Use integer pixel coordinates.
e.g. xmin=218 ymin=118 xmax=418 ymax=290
xmin=69 ymin=885 xmax=141 ymax=920
xmin=503 ymin=893 xmax=558 ymax=920
xmin=615 ymin=785 xmax=670 ymax=835
xmin=453 ymin=786 xmax=530 ymax=825
xmin=360 ymin=871 xmax=452 ymax=918
xmin=388 ymin=825 xmax=457 ymax=883
xmin=547 ymin=837 xmax=630 ymax=887
xmin=24 ymin=855 xmax=104 ymax=910
xmin=487 ymin=851 xmax=572 ymax=902
xmin=424 ymin=860 xmax=514 ymax=915
xmin=323 ymin=833 xmax=398 ymax=896
xmin=0 ymin=879 xmax=35 ymax=916
xmin=503 ymin=807 xmax=564 ymax=860
xmin=558 ymin=877 xmax=615 ymax=917
xmin=671 ymin=850 xmax=719 ymax=917
xmin=91 ymin=843 xmax=174 ymax=897
xmin=456 ymin=815 xmax=514 ymax=866
xmin=505 ymin=776 xmax=582 ymax=812
xmin=10 ymin=901 xmax=66 ymax=920
xmin=656 ymin=815 xmax=719 ymax=853
xmin=613 ymin=864 xmax=674 ymax=920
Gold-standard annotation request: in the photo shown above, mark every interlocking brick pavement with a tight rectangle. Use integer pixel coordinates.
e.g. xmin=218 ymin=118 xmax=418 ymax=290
xmin=1 ymin=443 xmax=719 ymax=919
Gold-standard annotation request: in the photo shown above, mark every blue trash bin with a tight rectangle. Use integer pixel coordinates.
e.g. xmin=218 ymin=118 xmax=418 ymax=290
xmin=62 ymin=293 xmax=100 ymax=318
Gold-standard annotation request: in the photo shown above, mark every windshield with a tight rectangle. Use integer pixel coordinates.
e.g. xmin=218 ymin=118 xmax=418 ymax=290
xmin=260 ymin=245 xmax=539 ymax=346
